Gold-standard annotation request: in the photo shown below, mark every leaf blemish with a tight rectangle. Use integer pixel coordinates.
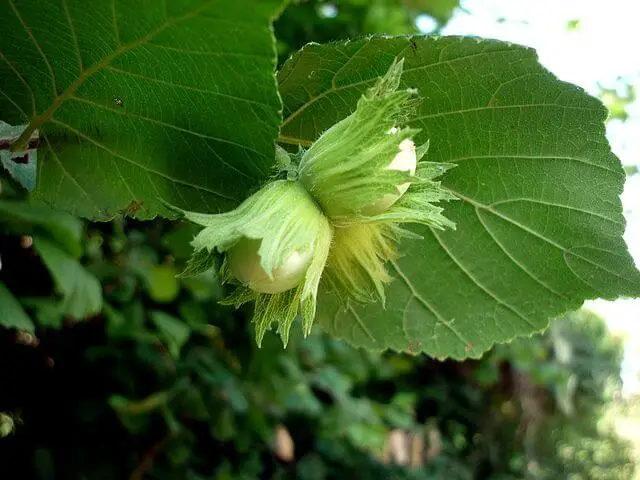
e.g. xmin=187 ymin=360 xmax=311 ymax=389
xmin=11 ymin=153 xmax=29 ymax=164
xmin=121 ymin=200 xmax=143 ymax=216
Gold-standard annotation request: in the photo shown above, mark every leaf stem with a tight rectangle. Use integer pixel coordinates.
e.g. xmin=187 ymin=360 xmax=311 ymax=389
xmin=128 ymin=432 xmax=173 ymax=480
xmin=10 ymin=116 xmax=42 ymax=152
xmin=277 ymin=135 xmax=312 ymax=147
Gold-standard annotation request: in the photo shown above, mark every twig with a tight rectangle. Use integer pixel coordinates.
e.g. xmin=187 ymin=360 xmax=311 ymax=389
xmin=128 ymin=432 xmax=173 ymax=480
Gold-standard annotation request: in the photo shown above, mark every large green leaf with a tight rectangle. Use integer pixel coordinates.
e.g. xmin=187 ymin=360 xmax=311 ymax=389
xmin=278 ymin=36 xmax=640 ymax=359
xmin=0 ymin=0 xmax=283 ymax=219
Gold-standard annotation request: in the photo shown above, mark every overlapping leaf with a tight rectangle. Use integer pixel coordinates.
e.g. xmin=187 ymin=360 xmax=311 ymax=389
xmin=278 ymin=36 xmax=640 ymax=359
xmin=34 ymin=236 xmax=102 ymax=319
xmin=0 ymin=0 xmax=283 ymax=219
xmin=0 ymin=281 xmax=34 ymax=332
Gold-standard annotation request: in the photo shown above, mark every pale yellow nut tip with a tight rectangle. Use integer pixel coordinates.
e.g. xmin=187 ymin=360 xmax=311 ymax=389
xmin=364 ymin=139 xmax=417 ymax=214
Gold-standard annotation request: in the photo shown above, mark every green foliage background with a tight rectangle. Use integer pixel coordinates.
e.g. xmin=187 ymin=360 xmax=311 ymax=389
xmin=0 ymin=1 xmax=637 ymax=479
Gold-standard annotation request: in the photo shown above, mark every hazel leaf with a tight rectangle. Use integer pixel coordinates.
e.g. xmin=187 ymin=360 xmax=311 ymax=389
xmin=0 ymin=0 xmax=283 ymax=219
xmin=278 ymin=36 xmax=640 ymax=359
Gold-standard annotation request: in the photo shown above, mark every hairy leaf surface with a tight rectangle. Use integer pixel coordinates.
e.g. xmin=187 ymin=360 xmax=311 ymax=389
xmin=1 ymin=0 xmax=283 ymax=218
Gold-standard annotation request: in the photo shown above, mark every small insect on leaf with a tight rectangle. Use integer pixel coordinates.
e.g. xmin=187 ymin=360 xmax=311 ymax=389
xmin=410 ymin=39 xmax=418 ymax=55
xmin=112 ymin=97 xmax=124 ymax=107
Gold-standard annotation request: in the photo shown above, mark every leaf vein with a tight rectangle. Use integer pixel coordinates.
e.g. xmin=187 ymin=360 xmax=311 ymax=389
xmin=50 ymin=119 xmax=236 ymax=201
xmin=146 ymin=43 xmax=266 ymax=59
xmin=104 ymin=65 xmax=274 ymax=109
xmin=0 ymin=50 xmax=37 ymax=116
xmin=413 ymin=103 xmax=598 ymax=122
xmin=41 ymin=132 xmax=100 ymax=211
xmin=390 ymin=260 xmax=470 ymax=348
xmin=111 ymin=0 xmax=120 ymax=46
xmin=0 ymin=86 xmax=28 ymax=120
xmin=69 ymin=95 xmax=267 ymax=158
xmin=452 ymin=189 xmax=632 ymax=283
xmin=474 ymin=207 xmax=566 ymax=297
xmin=490 ymin=197 xmax=623 ymax=226
xmin=428 ymin=229 xmax=537 ymax=330
xmin=448 ymin=154 xmax=619 ymax=174
xmin=12 ymin=0 xmax=220 ymax=147
xmin=330 ymin=42 xmax=370 ymax=89
xmin=281 ymin=44 xmax=526 ymax=130
xmin=8 ymin=0 xmax=58 ymax=96
xmin=486 ymin=72 xmax=547 ymax=105
xmin=62 ymin=0 xmax=83 ymax=72
xmin=347 ymin=305 xmax=375 ymax=342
